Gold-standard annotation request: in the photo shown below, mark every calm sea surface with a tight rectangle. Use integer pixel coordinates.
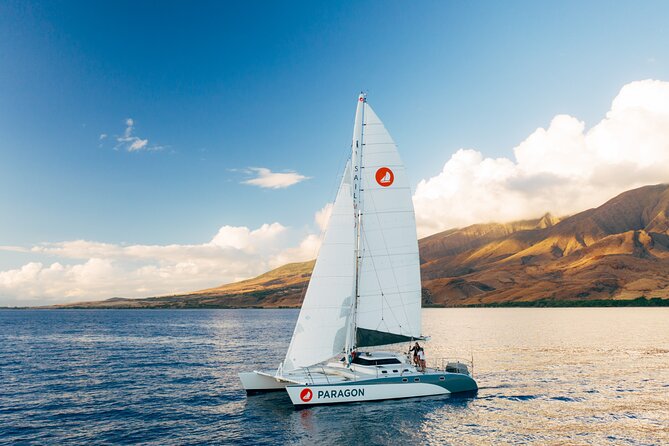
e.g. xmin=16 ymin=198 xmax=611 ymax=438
xmin=1 ymin=308 xmax=668 ymax=445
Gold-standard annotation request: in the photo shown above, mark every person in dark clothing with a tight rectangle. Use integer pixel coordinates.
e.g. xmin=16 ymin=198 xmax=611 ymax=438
xmin=409 ymin=342 xmax=421 ymax=367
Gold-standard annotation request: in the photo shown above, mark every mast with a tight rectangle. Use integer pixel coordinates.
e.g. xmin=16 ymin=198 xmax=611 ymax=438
xmin=346 ymin=92 xmax=366 ymax=354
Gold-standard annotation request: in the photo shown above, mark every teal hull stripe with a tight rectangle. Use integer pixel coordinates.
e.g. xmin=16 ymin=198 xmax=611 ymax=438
xmin=287 ymin=372 xmax=478 ymax=394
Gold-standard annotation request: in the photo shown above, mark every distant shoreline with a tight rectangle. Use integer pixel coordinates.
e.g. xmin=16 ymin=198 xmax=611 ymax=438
xmin=429 ymin=297 xmax=669 ymax=308
xmin=3 ymin=297 xmax=668 ymax=310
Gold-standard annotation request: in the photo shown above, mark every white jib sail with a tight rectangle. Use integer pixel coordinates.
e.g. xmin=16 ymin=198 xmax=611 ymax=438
xmin=283 ymin=161 xmax=355 ymax=372
xmin=355 ymin=103 xmax=422 ymax=343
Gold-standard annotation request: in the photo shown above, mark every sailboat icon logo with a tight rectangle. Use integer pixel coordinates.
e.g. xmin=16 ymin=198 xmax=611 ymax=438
xmin=375 ymin=167 xmax=394 ymax=187
xmin=300 ymin=388 xmax=313 ymax=402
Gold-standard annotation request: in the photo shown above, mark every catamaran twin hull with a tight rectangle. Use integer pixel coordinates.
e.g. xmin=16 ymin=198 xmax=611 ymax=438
xmin=240 ymin=350 xmax=478 ymax=407
xmin=240 ymin=368 xmax=478 ymax=407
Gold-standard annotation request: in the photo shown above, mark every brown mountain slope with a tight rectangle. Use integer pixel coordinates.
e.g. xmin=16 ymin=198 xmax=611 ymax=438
xmin=423 ymin=184 xmax=669 ymax=305
xmin=55 ymin=184 xmax=669 ymax=308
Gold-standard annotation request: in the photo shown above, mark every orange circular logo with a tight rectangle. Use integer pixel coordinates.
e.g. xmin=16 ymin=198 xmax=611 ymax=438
xmin=375 ymin=167 xmax=394 ymax=187
xmin=300 ymin=388 xmax=313 ymax=402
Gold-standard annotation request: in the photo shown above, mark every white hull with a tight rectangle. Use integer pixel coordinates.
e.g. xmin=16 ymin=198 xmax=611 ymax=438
xmin=238 ymin=368 xmax=350 ymax=394
xmin=238 ymin=372 xmax=289 ymax=394
xmin=286 ymin=382 xmax=450 ymax=406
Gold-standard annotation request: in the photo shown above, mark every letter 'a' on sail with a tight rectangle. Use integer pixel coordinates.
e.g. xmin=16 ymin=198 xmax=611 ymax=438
xmin=283 ymin=161 xmax=355 ymax=372
xmin=355 ymin=103 xmax=422 ymax=347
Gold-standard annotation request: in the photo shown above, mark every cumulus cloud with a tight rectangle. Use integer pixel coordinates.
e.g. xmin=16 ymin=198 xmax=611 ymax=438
xmin=413 ymin=79 xmax=669 ymax=237
xmin=267 ymin=202 xmax=338 ymax=267
xmin=314 ymin=202 xmax=333 ymax=231
xmin=269 ymin=234 xmax=321 ymax=268
xmin=0 ymin=222 xmax=291 ymax=304
xmin=242 ymin=167 xmax=310 ymax=189
xmin=210 ymin=222 xmax=287 ymax=251
xmin=0 ymin=259 xmax=116 ymax=301
xmin=0 ymin=215 xmax=326 ymax=305
xmin=112 ymin=117 xmax=163 ymax=152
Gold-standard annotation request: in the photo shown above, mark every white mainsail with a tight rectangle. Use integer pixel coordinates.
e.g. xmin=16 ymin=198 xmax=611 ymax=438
xmin=283 ymin=161 xmax=355 ymax=372
xmin=354 ymin=102 xmax=422 ymax=347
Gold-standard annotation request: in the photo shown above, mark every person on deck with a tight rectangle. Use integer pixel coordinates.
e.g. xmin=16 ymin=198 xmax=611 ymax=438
xmin=418 ymin=348 xmax=426 ymax=372
xmin=409 ymin=342 xmax=421 ymax=367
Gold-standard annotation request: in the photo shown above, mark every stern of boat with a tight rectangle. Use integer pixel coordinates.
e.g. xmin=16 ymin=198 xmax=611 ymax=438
xmin=239 ymin=371 xmax=289 ymax=395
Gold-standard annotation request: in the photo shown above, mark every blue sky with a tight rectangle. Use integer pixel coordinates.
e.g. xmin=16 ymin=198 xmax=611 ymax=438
xmin=1 ymin=1 xmax=669 ymax=304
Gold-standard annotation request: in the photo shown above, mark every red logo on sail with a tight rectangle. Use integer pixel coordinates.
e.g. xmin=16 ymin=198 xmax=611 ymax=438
xmin=300 ymin=388 xmax=313 ymax=402
xmin=375 ymin=167 xmax=394 ymax=187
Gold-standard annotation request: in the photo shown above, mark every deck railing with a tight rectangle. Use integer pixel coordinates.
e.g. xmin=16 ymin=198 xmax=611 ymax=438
xmin=302 ymin=365 xmax=333 ymax=385
xmin=300 ymin=354 xmax=474 ymax=384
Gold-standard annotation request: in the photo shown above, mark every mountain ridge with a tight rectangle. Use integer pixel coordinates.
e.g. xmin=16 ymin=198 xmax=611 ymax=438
xmin=50 ymin=184 xmax=669 ymax=308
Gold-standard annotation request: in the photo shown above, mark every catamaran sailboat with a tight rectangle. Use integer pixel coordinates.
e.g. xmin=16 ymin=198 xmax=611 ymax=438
xmin=239 ymin=93 xmax=478 ymax=406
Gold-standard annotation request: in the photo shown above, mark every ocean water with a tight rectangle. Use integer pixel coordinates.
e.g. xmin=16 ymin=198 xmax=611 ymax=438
xmin=1 ymin=308 xmax=668 ymax=445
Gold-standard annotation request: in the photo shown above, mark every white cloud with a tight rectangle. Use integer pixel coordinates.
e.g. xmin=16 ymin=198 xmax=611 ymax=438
xmin=268 ymin=203 xmax=333 ymax=267
xmin=0 ymin=223 xmax=292 ymax=305
xmin=242 ymin=167 xmax=310 ymax=189
xmin=0 ymin=260 xmax=117 ymax=300
xmin=314 ymin=202 xmax=333 ymax=231
xmin=210 ymin=222 xmax=287 ymax=251
xmin=413 ymin=79 xmax=669 ymax=237
xmin=269 ymin=234 xmax=320 ymax=268
xmin=0 ymin=207 xmax=332 ymax=304
xmin=0 ymin=207 xmax=340 ymax=305
xmin=112 ymin=117 xmax=163 ymax=152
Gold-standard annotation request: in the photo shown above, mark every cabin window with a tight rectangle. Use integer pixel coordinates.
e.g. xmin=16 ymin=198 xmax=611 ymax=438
xmin=381 ymin=370 xmax=387 ymax=374
xmin=402 ymin=378 xmax=408 ymax=382
xmin=439 ymin=376 xmax=445 ymax=381
xmin=392 ymin=370 xmax=398 ymax=373
xmin=351 ymin=357 xmax=402 ymax=366
xmin=414 ymin=377 xmax=420 ymax=382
